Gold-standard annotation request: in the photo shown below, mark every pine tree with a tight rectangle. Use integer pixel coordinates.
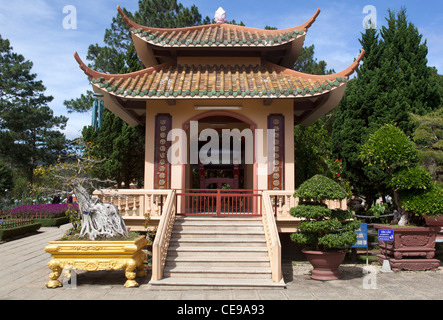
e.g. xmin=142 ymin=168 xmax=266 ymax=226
xmin=331 ymin=8 xmax=441 ymax=202
xmin=0 ymin=35 xmax=67 ymax=183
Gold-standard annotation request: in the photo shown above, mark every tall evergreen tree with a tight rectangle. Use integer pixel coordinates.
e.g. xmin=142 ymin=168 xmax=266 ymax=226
xmin=331 ymin=8 xmax=441 ymax=202
xmin=0 ymin=35 xmax=67 ymax=183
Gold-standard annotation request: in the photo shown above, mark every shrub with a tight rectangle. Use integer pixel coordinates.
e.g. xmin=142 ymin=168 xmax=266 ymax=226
xmin=290 ymin=175 xmax=360 ymax=251
xmin=359 ymin=124 xmax=418 ymax=172
xmin=360 ymin=123 xmax=441 ymax=225
xmin=294 ymin=174 xmax=347 ymax=201
xmin=400 ymin=184 xmax=443 ymax=217
xmin=390 ymin=166 xmax=433 ymax=191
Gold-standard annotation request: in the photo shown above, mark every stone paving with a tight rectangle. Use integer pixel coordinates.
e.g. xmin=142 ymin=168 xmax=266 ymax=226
xmin=1 ymin=224 xmax=443 ymax=302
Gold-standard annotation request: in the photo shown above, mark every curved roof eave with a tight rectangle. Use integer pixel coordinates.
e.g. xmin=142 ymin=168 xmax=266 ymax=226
xmin=117 ymin=5 xmax=320 ymax=35
xmin=262 ymin=49 xmax=365 ymax=80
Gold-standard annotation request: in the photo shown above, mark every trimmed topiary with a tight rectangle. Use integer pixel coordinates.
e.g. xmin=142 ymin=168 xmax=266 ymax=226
xmin=290 ymin=175 xmax=360 ymax=251
xmin=294 ymin=174 xmax=347 ymax=201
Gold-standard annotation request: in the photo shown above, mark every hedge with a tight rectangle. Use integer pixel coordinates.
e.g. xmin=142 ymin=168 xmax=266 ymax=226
xmin=0 ymin=223 xmax=42 ymax=241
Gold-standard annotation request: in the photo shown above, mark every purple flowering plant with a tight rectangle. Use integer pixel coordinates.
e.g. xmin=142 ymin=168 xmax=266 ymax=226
xmin=10 ymin=203 xmax=79 ymax=219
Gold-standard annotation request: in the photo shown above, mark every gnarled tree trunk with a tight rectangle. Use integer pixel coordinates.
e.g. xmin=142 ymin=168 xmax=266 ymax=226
xmin=73 ymin=183 xmax=129 ymax=240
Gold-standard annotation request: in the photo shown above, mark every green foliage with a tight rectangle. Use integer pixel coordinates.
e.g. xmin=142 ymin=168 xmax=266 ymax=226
xmin=290 ymin=204 xmax=330 ymax=219
xmin=0 ymin=161 xmax=13 ymax=198
xmin=294 ymin=174 xmax=347 ymax=201
xmin=0 ymin=35 xmax=68 ymax=183
xmin=360 ymin=123 xmax=441 ymax=222
xmin=293 ymin=45 xmax=335 ymax=189
xmin=410 ymin=109 xmax=443 ymax=187
xmin=400 ymin=184 xmax=443 ymax=217
xmin=390 ymin=166 xmax=433 ymax=190
xmin=331 ymin=8 xmax=441 ymax=201
xmin=290 ymin=175 xmax=359 ymax=250
xmin=359 ymin=124 xmax=418 ymax=172
xmin=367 ymin=202 xmax=389 ymax=218
xmin=294 ymin=121 xmax=331 ymax=188
xmin=82 ymin=109 xmax=145 ymax=188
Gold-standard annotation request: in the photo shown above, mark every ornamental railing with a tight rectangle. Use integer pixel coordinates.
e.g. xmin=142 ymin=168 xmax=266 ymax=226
xmin=151 ymin=189 xmax=176 ymax=281
xmin=261 ymin=191 xmax=282 ymax=283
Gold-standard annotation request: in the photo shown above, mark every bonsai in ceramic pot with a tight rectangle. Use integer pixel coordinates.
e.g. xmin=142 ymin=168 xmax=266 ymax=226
xmin=360 ymin=124 xmax=443 ymax=270
xmin=38 ymin=143 xmax=148 ymax=287
xmin=290 ymin=174 xmax=360 ymax=280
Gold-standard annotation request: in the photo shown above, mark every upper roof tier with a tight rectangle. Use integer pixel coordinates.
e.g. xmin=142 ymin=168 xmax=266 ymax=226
xmin=117 ymin=5 xmax=320 ymax=68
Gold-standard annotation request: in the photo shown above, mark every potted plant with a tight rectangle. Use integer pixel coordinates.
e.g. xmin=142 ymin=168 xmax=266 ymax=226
xmin=290 ymin=174 xmax=360 ymax=280
xmin=359 ymin=124 xmax=443 ymax=271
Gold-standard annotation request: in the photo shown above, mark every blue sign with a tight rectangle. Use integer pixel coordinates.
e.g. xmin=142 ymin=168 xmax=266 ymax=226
xmin=378 ymin=229 xmax=394 ymax=241
xmin=352 ymin=223 xmax=368 ymax=248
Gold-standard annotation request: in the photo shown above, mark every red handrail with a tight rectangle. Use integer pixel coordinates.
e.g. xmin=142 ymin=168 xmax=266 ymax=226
xmin=175 ymin=189 xmax=262 ymax=216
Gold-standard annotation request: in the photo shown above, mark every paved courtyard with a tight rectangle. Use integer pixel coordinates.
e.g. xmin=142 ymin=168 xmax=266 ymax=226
xmin=1 ymin=224 xmax=442 ymax=302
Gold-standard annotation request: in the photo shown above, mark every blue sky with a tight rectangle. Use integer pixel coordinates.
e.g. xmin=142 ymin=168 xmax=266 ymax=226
xmin=0 ymin=0 xmax=441 ymax=139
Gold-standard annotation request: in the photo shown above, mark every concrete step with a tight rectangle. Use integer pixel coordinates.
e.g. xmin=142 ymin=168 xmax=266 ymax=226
xmin=149 ymin=277 xmax=286 ymax=289
xmin=163 ymin=266 xmax=272 ymax=279
xmin=150 ymin=216 xmax=285 ymax=289
xmin=175 ymin=217 xmax=262 ymax=225
xmin=165 ymin=256 xmax=270 ymax=267
xmin=169 ymin=237 xmax=266 ymax=247
xmin=171 ymin=229 xmax=265 ymax=239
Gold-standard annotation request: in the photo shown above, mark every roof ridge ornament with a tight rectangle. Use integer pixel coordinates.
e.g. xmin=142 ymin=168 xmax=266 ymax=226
xmin=214 ymin=7 xmax=227 ymax=24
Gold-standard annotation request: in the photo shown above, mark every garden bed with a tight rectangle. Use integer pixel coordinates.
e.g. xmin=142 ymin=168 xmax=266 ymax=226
xmin=9 ymin=203 xmax=78 ymax=227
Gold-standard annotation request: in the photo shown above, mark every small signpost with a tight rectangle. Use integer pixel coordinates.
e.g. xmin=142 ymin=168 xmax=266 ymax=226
xmin=378 ymin=229 xmax=394 ymax=273
xmin=352 ymin=223 xmax=369 ymax=264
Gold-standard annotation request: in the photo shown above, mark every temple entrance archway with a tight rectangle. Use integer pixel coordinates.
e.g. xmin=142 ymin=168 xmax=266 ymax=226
xmin=182 ymin=111 xmax=257 ymax=192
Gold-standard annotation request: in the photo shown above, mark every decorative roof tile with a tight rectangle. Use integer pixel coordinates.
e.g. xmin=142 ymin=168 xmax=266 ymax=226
xmin=118 ymin=6 xmax=320 ymax=48
xmin=74 ymin=52 xmax=361 ymax=100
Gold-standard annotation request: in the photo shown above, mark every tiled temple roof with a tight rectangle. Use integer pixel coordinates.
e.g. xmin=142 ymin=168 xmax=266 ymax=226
xmin=118 ymin=6 xmax=320 ymax=49
xmin=74 ymin=51 xmax=364 ymax=99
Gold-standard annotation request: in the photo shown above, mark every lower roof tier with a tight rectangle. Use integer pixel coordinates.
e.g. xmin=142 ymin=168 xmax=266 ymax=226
xmin=75 ymin=52 xmax=363 ymax=100
xmin=74 ymin=51 xmax=364 ymax=127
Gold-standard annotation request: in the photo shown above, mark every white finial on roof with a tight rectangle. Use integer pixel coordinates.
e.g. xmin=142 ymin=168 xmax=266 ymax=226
xmin=214 ymin=7 xmax=227 ymax=24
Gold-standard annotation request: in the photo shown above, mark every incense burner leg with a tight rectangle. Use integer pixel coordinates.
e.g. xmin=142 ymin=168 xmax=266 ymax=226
xmin=123 ymin=259 xmax=139 ymax=288
xmin=136 ymin=252 xmax=148 ymax=277
xmin=46 ymin=259 xmax=63 ymax=288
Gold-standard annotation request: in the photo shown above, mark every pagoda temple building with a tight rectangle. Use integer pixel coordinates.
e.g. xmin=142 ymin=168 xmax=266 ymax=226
xmin=76 ymin=6 xmax=364 ymax=286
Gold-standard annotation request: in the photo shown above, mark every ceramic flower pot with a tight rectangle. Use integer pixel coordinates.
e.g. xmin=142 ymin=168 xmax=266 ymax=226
xmin=302 ymin=249 xmax=347 ymax=281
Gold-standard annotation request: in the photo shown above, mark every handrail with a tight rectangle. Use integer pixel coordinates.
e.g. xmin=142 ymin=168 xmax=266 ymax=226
xmin=261 ymin=191 xmax=282 ymax=283
xmin=175 ymin=190 xmax=262 ymax=216
xmin=151 ymin=189 xmax=176 ymax=281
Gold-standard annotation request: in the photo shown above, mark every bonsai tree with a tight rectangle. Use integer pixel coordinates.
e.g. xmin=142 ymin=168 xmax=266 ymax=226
xmin=290 ymin=174 xmax=360 ymax=251
xmin=359 ymin=123 xmax=443 ymax=225
xmin=33 ymin=139 xmax=129 ymax=240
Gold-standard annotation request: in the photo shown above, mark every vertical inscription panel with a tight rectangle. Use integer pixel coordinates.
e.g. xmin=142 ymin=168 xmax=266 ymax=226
xmin=267 ymin=114 xmax=285 ymax=190
xmin=154 ymin=114 xmax=172 ymax=189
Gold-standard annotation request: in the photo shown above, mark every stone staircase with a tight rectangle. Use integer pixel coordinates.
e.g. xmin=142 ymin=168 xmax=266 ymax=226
xmin=149 ymin=216 xmax=285 ymax=289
